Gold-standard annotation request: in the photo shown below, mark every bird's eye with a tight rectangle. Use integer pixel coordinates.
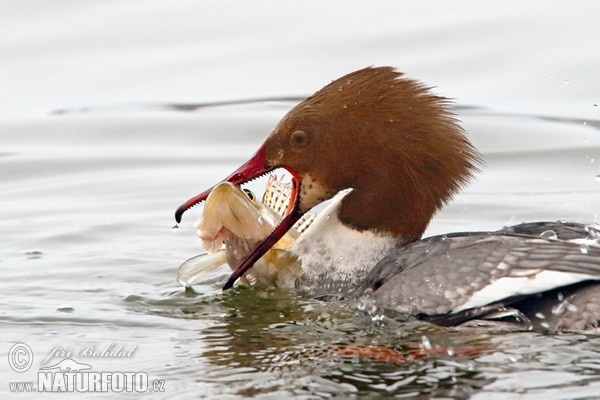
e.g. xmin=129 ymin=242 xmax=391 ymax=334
xmin=290 ymin=130 xmax=309 ymax=148
xmin=242 ymin=188 xmax=256 ymax=201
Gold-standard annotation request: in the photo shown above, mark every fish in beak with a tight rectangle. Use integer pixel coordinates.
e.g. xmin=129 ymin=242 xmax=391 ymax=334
xmin=175 ymin=143 xmax=306 ymax=290
xmin=177 ymin=176 xmax=314 ymax=289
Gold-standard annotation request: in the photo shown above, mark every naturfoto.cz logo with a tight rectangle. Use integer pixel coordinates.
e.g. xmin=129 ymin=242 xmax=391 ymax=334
xmin=8 ymin=342 xmax=165 ymax=393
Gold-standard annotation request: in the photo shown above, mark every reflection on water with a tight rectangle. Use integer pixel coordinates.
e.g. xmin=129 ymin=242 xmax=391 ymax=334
xmin=124 ymin=277 xmax=600 ymax=398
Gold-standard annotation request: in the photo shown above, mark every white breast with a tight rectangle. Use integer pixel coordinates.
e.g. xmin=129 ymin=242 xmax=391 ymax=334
xmin=292 ymin=189 xmax=398 ymax=292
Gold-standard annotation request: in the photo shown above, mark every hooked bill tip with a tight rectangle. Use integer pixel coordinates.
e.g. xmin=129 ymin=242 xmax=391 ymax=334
xmin=174 ymin=143 xmax=273 ymax=225
xmin=174 ymin=188 xmax=213 ymax=223
xmin=223 ymin=276 xmax=236 ymax=290
xmin=175 ymin=207 xmax=185 ymax=224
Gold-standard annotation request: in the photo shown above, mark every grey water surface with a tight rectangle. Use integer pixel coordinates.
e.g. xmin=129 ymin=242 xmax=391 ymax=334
xmin=2 ymin=2 xmax=600 ymax=399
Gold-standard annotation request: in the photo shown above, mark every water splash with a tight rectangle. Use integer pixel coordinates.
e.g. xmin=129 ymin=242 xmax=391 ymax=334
xmin=539 ymin=230 xmax=558 ymax=240
xmin=419 ymin=335 xmax=432 ymax=351
xmin=356 ymin=295 xmax=378 ymax=316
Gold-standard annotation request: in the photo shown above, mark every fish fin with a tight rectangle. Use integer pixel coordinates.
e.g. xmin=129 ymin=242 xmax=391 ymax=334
xmin=294 ymin=213 xmax=316 ymax=233
xmin=177 ymin=250 xmax=228 ymax=287
xmin=262 ymin=175 xmax=315 ymax=233
xmin=262 ymin=175 xmax=293 ymax=217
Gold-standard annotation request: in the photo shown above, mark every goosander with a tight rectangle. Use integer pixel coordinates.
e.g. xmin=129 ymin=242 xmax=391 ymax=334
xmin=175 ymin=66 xmax=600 ymax=331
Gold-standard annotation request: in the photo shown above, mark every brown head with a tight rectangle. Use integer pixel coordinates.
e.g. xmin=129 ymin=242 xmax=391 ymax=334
xmin=175 ymin=66 xmax=482 ymax=288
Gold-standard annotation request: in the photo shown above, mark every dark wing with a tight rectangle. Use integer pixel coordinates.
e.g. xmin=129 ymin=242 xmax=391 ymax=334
xmin=357 ymin=228 xmax=600 ymax=322
xmin=495 ymin=221 xmax=597 ymax=241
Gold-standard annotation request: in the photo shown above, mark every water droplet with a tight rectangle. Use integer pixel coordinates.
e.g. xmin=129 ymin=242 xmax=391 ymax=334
xmin=553 ymin=302 xmax=567 ymax=316
xmin=594 ymin=104 xmax=598 ymax=109
xmin=539 ymin=230 xmax=558 ymax=240
xmin=420 ymin=335 xmax=432 ymax=351
xmin=580 ymin=245 xmax=589 ymax=254
xmin=567 ymin=304 xmax=579 ymax=312
xmin=595 ymin=175 xmax=600 ymax=182
xmin=356 ymin=295 xmax=378 ymax=316
xmin=534 ymin=312 xmax=546 ymax=320
xmin=587 ymin=225 xmax=600 ymax=241
xmin=563 ymin=80 xmax=571 ymax=85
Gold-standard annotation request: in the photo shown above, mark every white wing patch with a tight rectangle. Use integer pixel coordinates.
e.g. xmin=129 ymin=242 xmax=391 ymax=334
xmin=454 ymin=271 xmax=598 ymax=313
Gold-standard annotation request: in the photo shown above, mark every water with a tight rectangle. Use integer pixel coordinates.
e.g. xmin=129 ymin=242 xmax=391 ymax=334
xmin=2 ymin=1 xmax=600 ymax=398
